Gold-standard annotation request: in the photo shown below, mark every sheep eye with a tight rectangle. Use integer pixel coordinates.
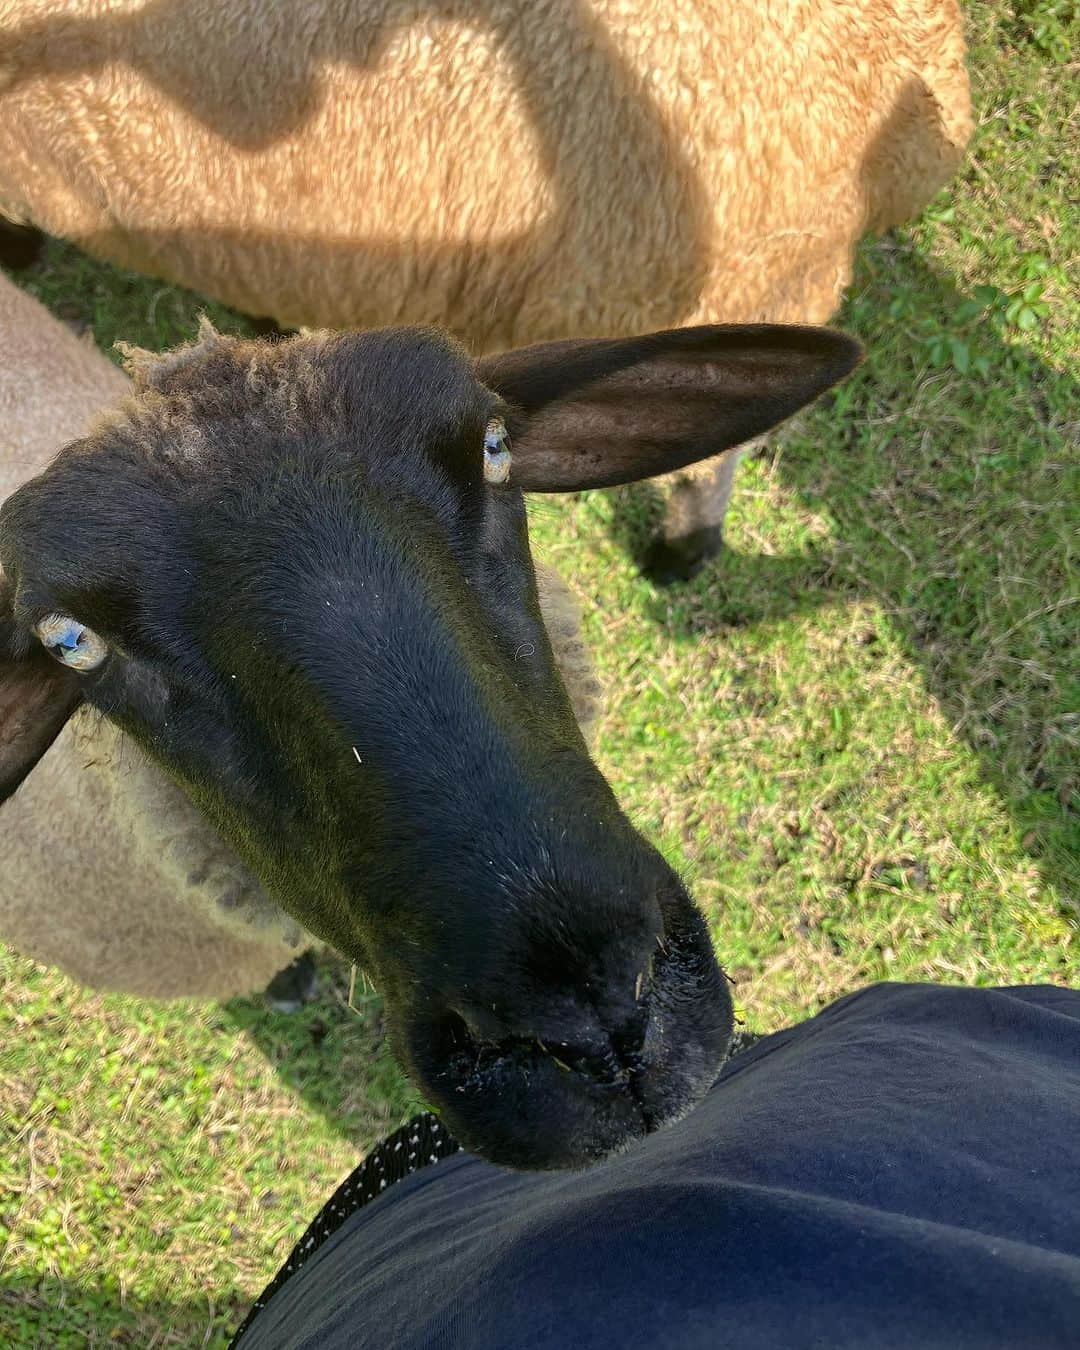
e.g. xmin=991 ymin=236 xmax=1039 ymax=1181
xmin=483 ymin=418 xmax=512 ymax=484
xmin=34 ymin=614 xmax=108 ymax=672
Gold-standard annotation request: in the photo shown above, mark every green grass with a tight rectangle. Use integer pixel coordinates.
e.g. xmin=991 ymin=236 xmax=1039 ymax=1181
xmin=2 ymin=2 xmax=1078 ymax=1344
xmin=0 ymin=956 xmax=423 ymax=1347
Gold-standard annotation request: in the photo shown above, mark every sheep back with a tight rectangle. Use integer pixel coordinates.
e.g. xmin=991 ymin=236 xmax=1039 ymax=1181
xmin=0 ymin=0 xmax=972 ymax=341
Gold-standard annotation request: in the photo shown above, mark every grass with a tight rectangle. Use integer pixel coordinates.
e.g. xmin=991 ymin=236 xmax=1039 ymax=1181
xmin=2 ymin=2 xmax=1078 ymax=1344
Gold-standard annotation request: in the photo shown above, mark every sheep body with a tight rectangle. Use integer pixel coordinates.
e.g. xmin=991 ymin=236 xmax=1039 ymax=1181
xmin=0 ymin=0 xmax=971 ymax=340
xmin=0 ymin=0 xmax=971 ymax=576
xmin=0 ymin=273 xmax=599 ymax=1000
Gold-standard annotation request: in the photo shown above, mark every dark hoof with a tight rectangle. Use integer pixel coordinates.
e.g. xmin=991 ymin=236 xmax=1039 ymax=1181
xmin=265 ymin=951 xmax=319 ymax=1013
xmin=0 ymin=219 xmax=45 ymax=270
xmin=642 ymin=527 xmax=722 ymax=586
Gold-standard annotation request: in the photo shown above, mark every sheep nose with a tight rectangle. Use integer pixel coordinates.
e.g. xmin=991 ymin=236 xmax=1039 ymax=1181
xmin=452 ymin=963 xmax=655 ymax=1070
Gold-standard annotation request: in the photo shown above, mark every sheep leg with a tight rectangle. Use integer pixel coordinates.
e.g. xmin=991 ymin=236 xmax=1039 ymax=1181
xmin=643 ymin=444 xmax=751 ymax=585
xmin=264 ymin=949 xmax=319 ymax=1013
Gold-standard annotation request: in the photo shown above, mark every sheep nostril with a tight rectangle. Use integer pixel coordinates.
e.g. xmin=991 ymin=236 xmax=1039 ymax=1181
xmin=633 ymin=945 xmax=659 ymax=999
xmin=434 ymin=1010 xmax=478 ymax=1058
xmin=608 ymin=966 xmax=655 ymax=1064
xmin=453 ymin=1004 xmax=511 ymax=1045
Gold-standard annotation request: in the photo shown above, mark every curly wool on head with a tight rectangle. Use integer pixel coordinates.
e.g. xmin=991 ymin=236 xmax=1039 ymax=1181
xmin=83 ymin=318 xmax=338 ymax=462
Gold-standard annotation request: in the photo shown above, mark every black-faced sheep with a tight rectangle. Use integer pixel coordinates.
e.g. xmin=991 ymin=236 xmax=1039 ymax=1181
xmin=0 ymin=301 xmax=861 ymax=1167
xmin=0 ymin=0 xmax=971 ymax=578
xmin=0 ymin=272 xmax=600 ymax=1006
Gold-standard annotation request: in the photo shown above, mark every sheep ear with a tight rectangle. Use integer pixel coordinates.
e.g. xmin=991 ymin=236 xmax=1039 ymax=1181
xmin=478 ymin=324 xmax=862 ymax=492
xmin=0 ymin=608 xmax=82 ymax=803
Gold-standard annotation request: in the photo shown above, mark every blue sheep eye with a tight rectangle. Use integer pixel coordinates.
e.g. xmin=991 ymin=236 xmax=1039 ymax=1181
xmin=34 ymin=614 xmax=109 ymax=672
xmin=483 ymin=418 xmax=512 ymax=484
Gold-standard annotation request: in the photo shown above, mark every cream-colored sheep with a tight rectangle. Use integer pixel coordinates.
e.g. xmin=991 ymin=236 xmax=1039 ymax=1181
xmin=0 ymin=271 xmax=600 ymax=1001
xmin=0 ymin=0 xmax=972 ymax=573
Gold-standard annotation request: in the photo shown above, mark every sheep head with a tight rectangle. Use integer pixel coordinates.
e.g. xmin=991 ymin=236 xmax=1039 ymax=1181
xmin=0 ymin=320 xmax=860 ymax=1169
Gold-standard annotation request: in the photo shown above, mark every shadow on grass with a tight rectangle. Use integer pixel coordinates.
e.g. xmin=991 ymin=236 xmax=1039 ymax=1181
xmin=0 ymin=1272 xmax=242 ymax=1349
xmin=223 ymin=953 xmax=422 ymax=1153
xmin=610 ymin=239 xmax=1078 ymax=909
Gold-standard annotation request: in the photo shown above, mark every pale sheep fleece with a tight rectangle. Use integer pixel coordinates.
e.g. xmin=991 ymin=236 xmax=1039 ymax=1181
xmin=0 ymin=274 xmax=600 ymax=1000
xmin=0 ymin=0 xmax=972 ymax=343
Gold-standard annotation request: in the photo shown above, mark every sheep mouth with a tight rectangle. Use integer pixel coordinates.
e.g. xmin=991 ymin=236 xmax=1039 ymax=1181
xmin=423 ymin=1017 xmax=658 ymax=1171
xmin=408 ymin=910 xmax=733 ymax=1171
xmin=438 ymin=1018 xmax=657 ymax=1127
